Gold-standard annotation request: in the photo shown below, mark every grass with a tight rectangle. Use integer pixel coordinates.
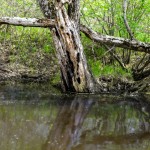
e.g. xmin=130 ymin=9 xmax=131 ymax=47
xmin=50 ymin=72 xmax=61 ymax=85
xmin=88 ymin=59 xmax=132 ymax=79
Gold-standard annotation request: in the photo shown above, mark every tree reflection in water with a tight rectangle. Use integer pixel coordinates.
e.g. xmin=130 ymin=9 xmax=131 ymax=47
xmin=42 ymin=96 xmax=95 ymax=150
xmin=43 ymin=95 xmax=150 ymax=150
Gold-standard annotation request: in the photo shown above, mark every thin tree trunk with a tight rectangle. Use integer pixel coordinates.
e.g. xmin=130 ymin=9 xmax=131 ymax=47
xmin=123 ymin=0 xmax=135 ymax=40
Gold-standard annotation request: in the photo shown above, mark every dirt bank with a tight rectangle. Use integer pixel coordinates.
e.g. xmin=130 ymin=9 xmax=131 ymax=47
xmin=99 ymin=76 xmax=150 ymax=94
xmin=0 ymin=43 xmax=58 ymax=83
xmin=0 ymin=45 xmax=149 ymax=93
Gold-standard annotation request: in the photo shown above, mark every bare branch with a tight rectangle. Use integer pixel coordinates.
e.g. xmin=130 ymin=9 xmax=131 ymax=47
xmin=0 ymin=17 xmax=55 ymax=28
xmin=104 ymin=45 xmax=127 ymax=71
xmin=80 ymin=24 xmax=150 ymax=54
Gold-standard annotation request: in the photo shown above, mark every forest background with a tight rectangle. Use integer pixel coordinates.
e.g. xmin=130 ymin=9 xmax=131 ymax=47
xmin=0 ymin=0 xmax=149 ymax=92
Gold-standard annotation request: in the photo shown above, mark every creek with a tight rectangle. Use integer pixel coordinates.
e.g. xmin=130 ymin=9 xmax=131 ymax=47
xmin=0 ymin=83 xmax=150 ymax=150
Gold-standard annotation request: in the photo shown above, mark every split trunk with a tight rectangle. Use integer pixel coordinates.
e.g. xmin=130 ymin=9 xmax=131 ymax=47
xmin=38 ymin=0 xmax=100 ymax=93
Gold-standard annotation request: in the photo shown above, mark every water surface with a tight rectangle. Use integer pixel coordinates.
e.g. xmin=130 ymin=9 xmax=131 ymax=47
xmin=0 ymin=83 xmax=150 ymax=150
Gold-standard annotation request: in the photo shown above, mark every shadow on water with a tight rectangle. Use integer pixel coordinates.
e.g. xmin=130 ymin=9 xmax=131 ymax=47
xmin=0 ymin=84 xmax=150 ymax=150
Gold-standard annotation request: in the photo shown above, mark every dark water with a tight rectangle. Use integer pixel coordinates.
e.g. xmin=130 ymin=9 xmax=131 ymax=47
xmin=0 ymin=83 xmax=150 ymax=150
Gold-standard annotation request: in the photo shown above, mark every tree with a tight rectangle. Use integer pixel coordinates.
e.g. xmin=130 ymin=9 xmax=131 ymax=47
xmin=0 ymin=0 xmax=150 ymax=93
xmin=37 ymin=0 xmax=100 ymax=93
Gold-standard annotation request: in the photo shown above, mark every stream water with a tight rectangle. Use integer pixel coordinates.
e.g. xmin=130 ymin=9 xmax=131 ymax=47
xmin=0 ymin=83 xmax=150 ymax=150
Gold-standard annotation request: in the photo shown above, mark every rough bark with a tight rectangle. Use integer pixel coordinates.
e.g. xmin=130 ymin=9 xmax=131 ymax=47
xmin=52 ymin=1 xmax=98 ymax=92
xmin=68 ymin=0 xmax=80 ymax=32
xmin=0 ymin=17 xmax=55 ymax=27
xmin=37 ymin=0 xmax=55 ymax=19
xmin=36 ymin=0 xmax=99 ymax=92
xmin=1 ymin=17 xmax=150 ymax=54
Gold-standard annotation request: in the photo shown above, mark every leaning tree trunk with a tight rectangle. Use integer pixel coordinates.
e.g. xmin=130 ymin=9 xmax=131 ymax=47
xmin=38 ymin=0 xmax=100 ymax=93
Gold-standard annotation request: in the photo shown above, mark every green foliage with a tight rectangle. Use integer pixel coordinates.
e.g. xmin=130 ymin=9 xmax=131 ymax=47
xmin=0 ymin=0 xmax=149 ymax=82
xmin=50 ymin=72 xmax=60 ymax=85
xmin=81 ymin=0 xmax=149 ymax=80
xmin=88 ymin=60 xmax=101 ymax=77
xmin=81 ymin=0 xmax=150 ymax=43
xmin=88 ymin=59 xmax=131 ymax=78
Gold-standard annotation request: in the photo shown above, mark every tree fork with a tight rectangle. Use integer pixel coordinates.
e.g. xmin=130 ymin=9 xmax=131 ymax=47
xmin=53 ymin=1 xmax=99 ymax=92
xmin=36 ymin=0 xmax=100 ymax=93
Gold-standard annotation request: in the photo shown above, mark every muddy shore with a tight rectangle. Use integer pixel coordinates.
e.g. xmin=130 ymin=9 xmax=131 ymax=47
xmin=0 ymin=48 xmax=149 ymax=94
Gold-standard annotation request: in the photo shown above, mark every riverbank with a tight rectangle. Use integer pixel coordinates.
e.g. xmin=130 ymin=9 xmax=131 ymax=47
xmin=0 ymin=66 xmax=149 ymax=94
xmin=0 ymin=43 xmax=58 ymax=83
xmin=0 ymin=46 xmax=149 ymax=94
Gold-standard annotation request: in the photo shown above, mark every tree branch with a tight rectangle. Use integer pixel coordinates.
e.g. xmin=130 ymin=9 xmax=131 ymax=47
xmin=80 ymin=24 xmax=150 ymax=54
xmin=0 ymin=17 xmax=149 ymax=54
xmin=104 ymin=45 xmax=127 ymax=71
xmin=0 ymin=17 xmax=55 ymax=27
